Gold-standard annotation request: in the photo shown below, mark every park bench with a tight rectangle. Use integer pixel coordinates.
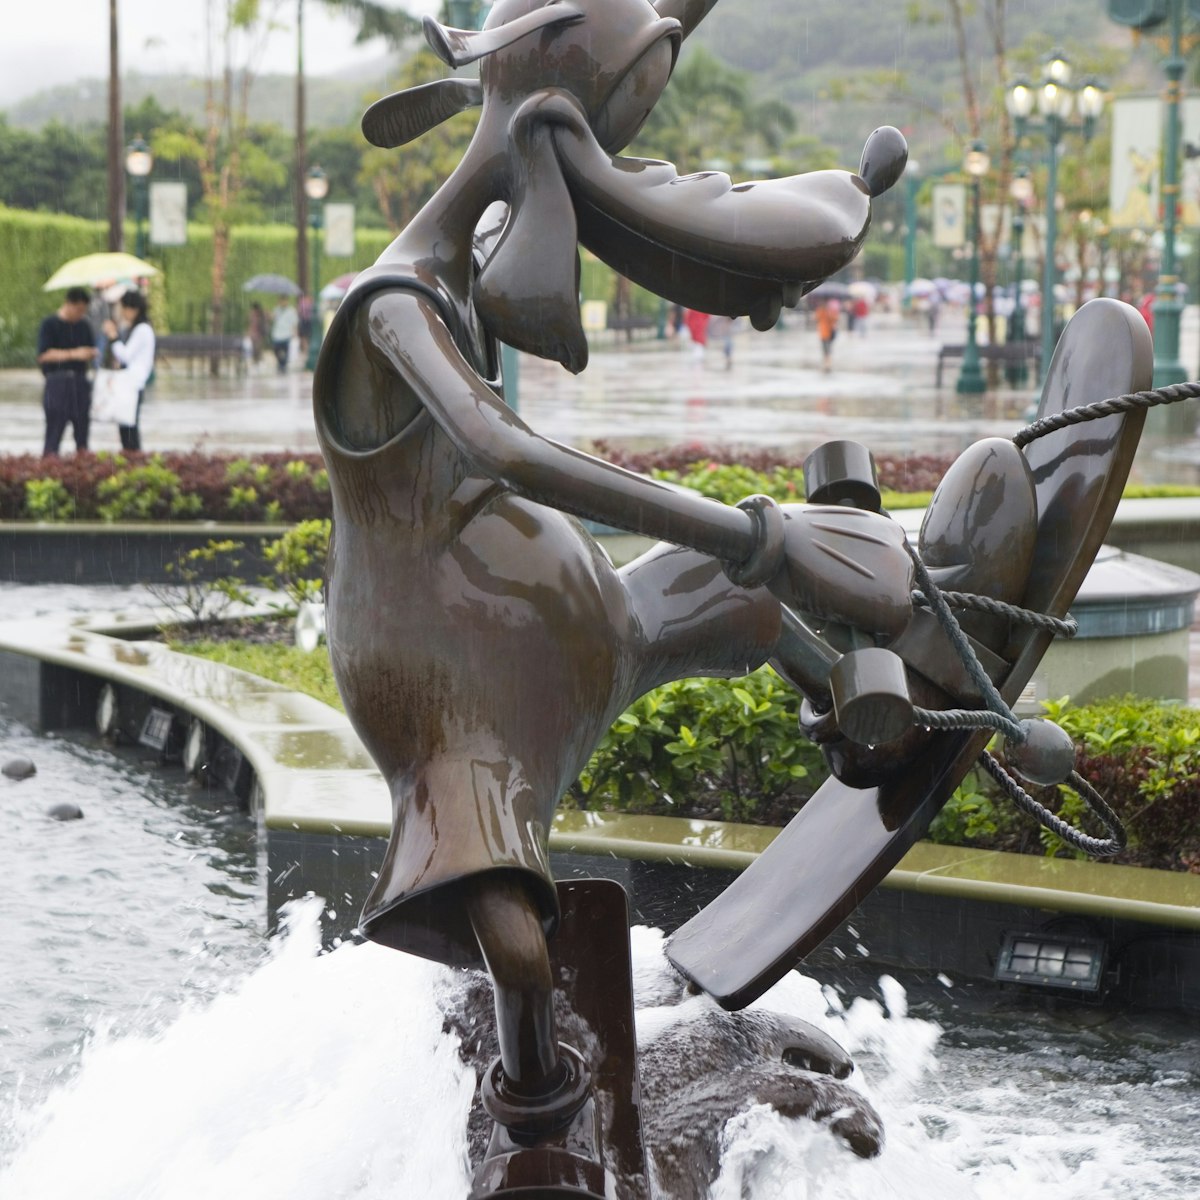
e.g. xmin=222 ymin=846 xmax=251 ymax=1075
xmin=935 ymin=340 xmax=1040 ymax=388
xmin=156 ymin=333 xmax=247 ymax=377
xmin=605 ymin=314 xmax=660 ymax=342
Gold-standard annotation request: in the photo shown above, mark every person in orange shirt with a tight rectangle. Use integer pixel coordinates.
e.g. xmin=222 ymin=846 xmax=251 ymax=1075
xmin=815 ymin=299 xmax=840 ymax=371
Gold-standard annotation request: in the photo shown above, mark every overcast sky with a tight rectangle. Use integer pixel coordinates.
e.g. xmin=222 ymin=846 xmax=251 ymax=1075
xmin=0 ymin=0 xmax=444 ymax=107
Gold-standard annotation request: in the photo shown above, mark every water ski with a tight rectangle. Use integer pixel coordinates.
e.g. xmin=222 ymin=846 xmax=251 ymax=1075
xmin=667 ymin=298 xmax=1153 ymax=1011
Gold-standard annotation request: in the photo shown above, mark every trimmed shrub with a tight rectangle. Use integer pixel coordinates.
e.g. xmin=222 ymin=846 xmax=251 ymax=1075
xmin=0 ymin=451 xmax=331 ymax=523
xmin=0 ymin=205 xmax=391 ymax=365
xmin=930 ymin=696 xmax=1200 ymax=871
xmin=2 ymin=207 xmax=646 ymax=366
xmin=591 ymin=441 xmax=955 ymax=495
xmin=569 ymin=667 xmax=827 ymax=825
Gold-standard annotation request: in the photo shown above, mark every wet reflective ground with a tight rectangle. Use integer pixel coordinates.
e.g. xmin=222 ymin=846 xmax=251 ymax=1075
xmin=4 ymin=310 xmax=1198 ymax=475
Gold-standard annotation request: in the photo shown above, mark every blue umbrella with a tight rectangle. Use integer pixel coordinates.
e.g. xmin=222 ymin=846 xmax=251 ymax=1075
xmin=243 ymin=274 xmax=301 ymax=296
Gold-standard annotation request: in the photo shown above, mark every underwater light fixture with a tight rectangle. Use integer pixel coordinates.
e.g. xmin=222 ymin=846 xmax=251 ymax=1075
xmin=138 ymin=707 xmax=175 ymax=753
xmin=994 ymin=931 xmax=1107 ymax=992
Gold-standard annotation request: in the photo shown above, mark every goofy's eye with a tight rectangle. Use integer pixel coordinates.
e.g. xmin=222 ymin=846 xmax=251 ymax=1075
xmin=592 ymin=36 xmax=674 ymax=153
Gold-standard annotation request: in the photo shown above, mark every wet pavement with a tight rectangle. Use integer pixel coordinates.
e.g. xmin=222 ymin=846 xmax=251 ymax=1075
xmin=5 ymin=308 xmax=1200 ymax=476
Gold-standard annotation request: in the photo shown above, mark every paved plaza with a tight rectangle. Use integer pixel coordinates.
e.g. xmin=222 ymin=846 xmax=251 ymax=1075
xmin=4 ymin=305 xmax=1200 ymax=701
xmin=4 ymin=307 xmax=1199 ymax=478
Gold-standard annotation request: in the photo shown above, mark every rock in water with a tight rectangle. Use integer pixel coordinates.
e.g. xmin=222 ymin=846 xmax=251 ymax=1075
xmin=3 ymin=757 xmax=37 ymax=781
xmin=47 ymin=802 xmax=84 ymax=821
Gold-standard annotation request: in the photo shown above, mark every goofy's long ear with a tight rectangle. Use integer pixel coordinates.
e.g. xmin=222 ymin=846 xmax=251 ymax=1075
xmin=652 ymin=0 xmax=720 ymax=40
xmin=362 ymin=79 xmax=483 ymax=149
xmin=422 ymin=4 xmax=583 ymax=69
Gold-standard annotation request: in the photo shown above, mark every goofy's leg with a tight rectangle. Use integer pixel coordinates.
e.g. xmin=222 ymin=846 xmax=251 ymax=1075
xmin=466 ymin=873 xmax=592 ymax=1141
xmin=466 ymin=873 xmax=562 ymax=1095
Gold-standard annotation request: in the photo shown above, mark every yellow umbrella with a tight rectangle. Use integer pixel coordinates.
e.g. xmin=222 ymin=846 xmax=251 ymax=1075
xmin=43 ymin=252 xmax=160 ymax=292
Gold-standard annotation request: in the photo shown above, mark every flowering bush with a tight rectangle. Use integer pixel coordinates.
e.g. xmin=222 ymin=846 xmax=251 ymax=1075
xmin=0 ymin=451 xmax=331 ymax=523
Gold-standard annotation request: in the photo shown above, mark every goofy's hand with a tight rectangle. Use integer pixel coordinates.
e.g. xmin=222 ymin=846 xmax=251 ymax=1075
xmin=726 ymin=497 xmax=913 ymax=643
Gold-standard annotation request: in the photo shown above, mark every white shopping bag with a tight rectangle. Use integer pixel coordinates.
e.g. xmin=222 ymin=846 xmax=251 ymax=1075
xmin=92 ymin=368 xmax=140 ymax=425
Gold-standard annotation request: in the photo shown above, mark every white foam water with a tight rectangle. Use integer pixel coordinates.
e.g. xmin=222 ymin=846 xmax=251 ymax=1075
xmin=3 ymin=905 xmax=1195 ymax=1200
xmin=0 ymin=900 xmax=475 ymax=1200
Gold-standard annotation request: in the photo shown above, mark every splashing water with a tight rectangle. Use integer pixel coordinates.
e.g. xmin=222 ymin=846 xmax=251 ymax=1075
xmin=2 ymin=904 xmax=1196 ymax=1200
xmin=0 ymin=899 xmax=476 ymax=1200
xmin=1 ymin=691 xmax=1196 ymax=1200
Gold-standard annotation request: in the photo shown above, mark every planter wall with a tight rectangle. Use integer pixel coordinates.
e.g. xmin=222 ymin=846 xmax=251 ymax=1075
xmin=0 ymin=521 xmax=282 ymax=584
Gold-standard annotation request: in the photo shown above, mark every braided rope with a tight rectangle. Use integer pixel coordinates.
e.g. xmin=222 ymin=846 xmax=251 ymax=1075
xmin=977 ymin=750 xmax=1126 ymax=856
xmin=895 ymin=378 xmax=1200 ymax=856
xmin=905 ymin=543 xmax=1025 ymax=743
xmin=912 ymin=589 xmax=1079 ymax=638
xmin=1013 ymin=380 xmax=1200 ymax=449
xmin=912 ymin=706 xmax=1020 ymax=737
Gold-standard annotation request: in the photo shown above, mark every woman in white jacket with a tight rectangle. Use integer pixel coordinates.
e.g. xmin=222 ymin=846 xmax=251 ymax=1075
xmin=103 ymin=289 xmax=155 ymax=451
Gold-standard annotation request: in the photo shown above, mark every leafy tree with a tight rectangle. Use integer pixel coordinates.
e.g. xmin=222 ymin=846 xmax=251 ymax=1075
xmin=320 ymin=0 xmax=421 ymax=45
xmin=630 ymin=46 xmax=798 ymax=176
xmin=0 ymin=119 xmax=107 ymax=217
xmin=152 ymin=0 xmax=288 ymax=360
xmin=358 ymin=47 xmax=478 ymax=231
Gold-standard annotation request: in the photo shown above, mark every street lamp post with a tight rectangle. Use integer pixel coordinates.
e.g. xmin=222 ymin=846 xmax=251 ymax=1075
xmin=1007 ymin=54 xmax=1104 ymax=389
xmin=304 ymin=165 xmax=328 ymax=372
xmin=1154 ymin=1 xmax=1188 ymax=387
xmin=1007 ymin=169 xmax=1034 ymax=385
xmin=1106 ymin=0 xmax=1190 ymax=386
xmin=903 ymin=158 xmax=920 ymax=308
xmin=956 ymin=141 xmax=989 ymax=395
xmin=125 ymin=137 xmax=153 ymax=260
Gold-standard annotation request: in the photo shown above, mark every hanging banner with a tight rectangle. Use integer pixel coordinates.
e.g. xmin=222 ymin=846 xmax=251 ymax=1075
xmin=1109 ymin=96 xmax=1200 ymax=228
xmin=1020 ymin=213 xmax=1045 ymax=262
xmin=931 ymin=182 xmax=966 ymax=248
xmin=980 ymin=203 xmax=1012 ymax=253
xmin=149 ymin=181 xmax=188 ymax=246
xmin=1110 ymin=97 xmax=1160 ymax=228
xmin=1181 ymin=97 xmax=1200 ymax=226
xmin=324 ymin=203 xmax=356 ymax=257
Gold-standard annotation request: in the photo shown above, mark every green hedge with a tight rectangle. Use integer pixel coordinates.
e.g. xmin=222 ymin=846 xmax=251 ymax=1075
xmin=0 ymin=206 xmax=108 ymax=368
xmin=1 ymin=205 xmax=649 ymax=367
xmin=0 ymin=205 xmax=392 ymax=365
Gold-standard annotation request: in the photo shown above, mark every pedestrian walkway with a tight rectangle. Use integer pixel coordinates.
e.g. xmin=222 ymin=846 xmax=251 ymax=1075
xmin=1 ymin=308 xmax=1199 ymax=479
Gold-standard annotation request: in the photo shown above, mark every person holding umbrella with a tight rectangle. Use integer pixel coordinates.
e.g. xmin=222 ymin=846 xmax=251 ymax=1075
xmin=270 ymin=296 xmax=300 ymax=372
xmin=103 ymin=290 xmax=156 ymax=451
xmin=37 ymin=286 xmax=98 ymax=456
xmin=241 ymin=275 xmax=302 ymax=372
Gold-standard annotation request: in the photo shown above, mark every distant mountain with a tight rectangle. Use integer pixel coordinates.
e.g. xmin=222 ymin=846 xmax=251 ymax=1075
xmin=691 ymin=0 xmax=1141 ymax=163
xmin=2 ymin=61 xmax=408 ymax=132
xmin=5 ymin=2 xmax=1150 ymax=162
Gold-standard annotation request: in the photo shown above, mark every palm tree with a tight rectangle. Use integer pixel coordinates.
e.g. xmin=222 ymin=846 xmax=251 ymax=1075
xmin=108 ymin=0 xmax=124 ymax=251
xmin=294 ymin=0 xmax=422 ymax=292
xmin=631 ymin=46 xmax=797 ymax=176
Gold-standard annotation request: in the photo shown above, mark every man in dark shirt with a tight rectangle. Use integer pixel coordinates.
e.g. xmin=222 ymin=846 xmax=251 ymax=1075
xmin=37 ymin=286 xmax=98 ymax=456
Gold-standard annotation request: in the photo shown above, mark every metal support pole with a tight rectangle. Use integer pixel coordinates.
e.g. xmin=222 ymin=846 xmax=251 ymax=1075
xmin=501 ymin=342 xmax=520 ymax=412
xmin=135 ymin=176 xmax=148 ymax=261
xmin=957 ymin=175 xmax=986 ymax=394
xmin=1152 ymin=0 xmax=1188 ymax=389
xmin=1007 ymin=208 xmax=1028 ymax=385
xmin=1039 ymin=122 xmax=1060 ymax=386
xmin=305 ymin=205 xmax=323 ymax=371
xmin=903 ymin=173 xmax=918 ymax=308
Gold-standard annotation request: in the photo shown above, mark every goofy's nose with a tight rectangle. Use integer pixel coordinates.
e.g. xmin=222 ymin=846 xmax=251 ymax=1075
xmin=858 ymin=126 xmax=908 ymax=199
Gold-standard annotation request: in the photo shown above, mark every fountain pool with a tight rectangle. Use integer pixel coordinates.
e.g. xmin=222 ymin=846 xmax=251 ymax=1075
xmin=1 ymin=710 xmax=1198 ymax=1200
